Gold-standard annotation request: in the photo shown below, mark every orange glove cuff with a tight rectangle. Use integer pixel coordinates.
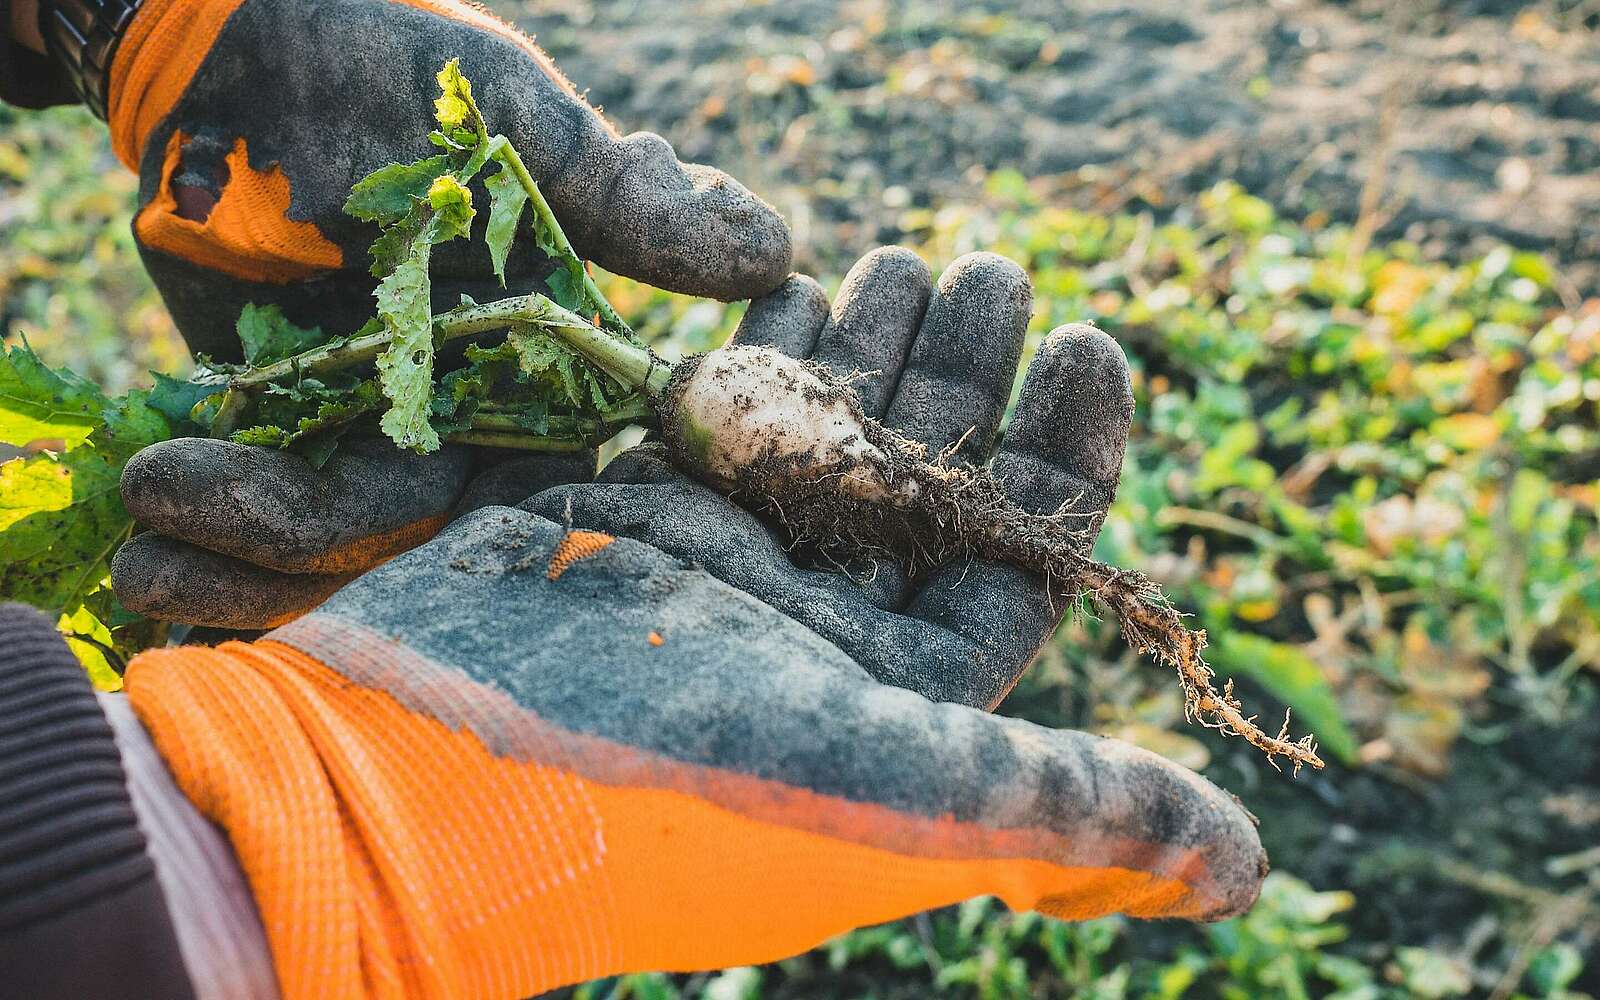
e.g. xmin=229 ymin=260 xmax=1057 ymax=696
xmin=126 ymin=636 xmax=1197 ymax=999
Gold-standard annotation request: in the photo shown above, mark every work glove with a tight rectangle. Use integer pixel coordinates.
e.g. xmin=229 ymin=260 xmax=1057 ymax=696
xmin=105 ymin=0 xmax=790 ymax=627
xmin=116 ymin=248 xmax=1266 ymax=999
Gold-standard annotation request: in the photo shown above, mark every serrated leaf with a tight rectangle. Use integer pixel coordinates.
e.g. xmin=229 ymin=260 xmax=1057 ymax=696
xmin=484 ymin=162 xmax=529 ymax=287
xmin=236 ymin=303 xmax=327 ymax=366
xmin=507 ymin=325 xmax=566 ymax=377
xmin=375 ymin=246 xmax=441 ymax=453
xmin=552 ymin=354 xmax=584 ymax=407
xmin=0 ymin=338 xmax=106 ymax=447
xmin=0 ymin=383 xmax=167 ymax=619
xmin=369 ymin=204 xmax=428 ymax=277
xmin=235 ymin=379 xmax=382 ymax=465
xmin=230 ymin=425 xmax=293 ymax=447
xmin=532 ymin=218 xmax=590 ymax=313
xmin=344 ymin=154 xmax=452 ymax=225
xmin=586 ymin=370 xmax=612 ymax=411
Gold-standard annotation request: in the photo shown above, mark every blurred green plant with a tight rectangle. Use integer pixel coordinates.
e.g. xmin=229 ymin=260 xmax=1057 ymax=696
xmin=891 ymin=173 xmax=1599 ymax=777
xmin=0 ymin=104 xmax=186 ymax=394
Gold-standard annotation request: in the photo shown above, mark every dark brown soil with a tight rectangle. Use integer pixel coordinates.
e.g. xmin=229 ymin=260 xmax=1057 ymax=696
xmin=505 ymin=0 xmax=1600 ymax=292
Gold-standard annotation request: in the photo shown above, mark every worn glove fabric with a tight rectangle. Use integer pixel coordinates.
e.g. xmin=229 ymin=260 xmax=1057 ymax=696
xmin=107 ymin=0 xmax=792 ymax=359
xmin=119 ymin=248 xmax=1266 ymax=999
xmin=0 ymin=0 xmax=76 ymax=108
xmin=125 ymin=519 xmax=1263 ymax=1000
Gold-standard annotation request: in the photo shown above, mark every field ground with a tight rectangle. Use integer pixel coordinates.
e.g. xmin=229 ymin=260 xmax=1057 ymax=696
xmin=1 ymin=1 xmax=1597 ymax=997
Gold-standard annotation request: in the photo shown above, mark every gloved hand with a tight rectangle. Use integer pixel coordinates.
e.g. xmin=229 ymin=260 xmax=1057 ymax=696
xmin=536 ymin=246 xmax=1137 ymax=707
xmin=111 ymin=0 xmax=791 ymax=357
xmin=105 ymin=0 xmax=790 ymax=628
xmin=119 ymin=248 xmax=1266 ymax=999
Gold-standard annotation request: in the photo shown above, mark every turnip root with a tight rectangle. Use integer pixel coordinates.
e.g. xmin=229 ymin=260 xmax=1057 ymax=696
xmin=651 ymin=344 xmax=1324 ymax=773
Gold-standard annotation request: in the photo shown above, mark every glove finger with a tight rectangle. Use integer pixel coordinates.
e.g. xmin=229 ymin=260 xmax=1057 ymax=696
xmin=903 ymin=325 xmax=1136 ymax=708
xmin=111 ymin=533 xmax=353 ymax=630
xmin=475 ymin=14 xmax=794 ymax=302
xmin=565 ymin=133 xmax=792 ymax=301
xmin=807 ymin=247 xmax=933 ymax=419
xmin=120 ymin=437 xmax=474 ymax=574
xmin=883 ymin=252 xmax=1031 ymax=463
xmin=989 ymin=324 xmax=1134 ymax=520
xmin=728 ymin=274 xmax=831 ymax=358
xmin=457 ymin=450 xmax=598 ymax=515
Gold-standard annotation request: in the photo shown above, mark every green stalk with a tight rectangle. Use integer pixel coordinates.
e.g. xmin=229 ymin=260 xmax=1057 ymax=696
xmin=467 ymin=412 xmax=595 ymax=437
xmin=445 ymin=430 xmax=589 ymax=451
xmin=492 ymin=143 xmax=634 ymax=340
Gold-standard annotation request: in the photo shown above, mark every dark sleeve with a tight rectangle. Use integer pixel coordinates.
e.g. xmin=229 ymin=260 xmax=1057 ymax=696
xmin=0 ymin=0 xmax=79 ymax=108
xmin=0 ymin=603 xmax=197 ymax=1000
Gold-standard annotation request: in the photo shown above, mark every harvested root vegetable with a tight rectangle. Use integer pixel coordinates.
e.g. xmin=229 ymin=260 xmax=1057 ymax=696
xmin=654 ymin=346 xmax=1323 ymax=773
xmin=196 ymin=59 xmax=1324 ymax=773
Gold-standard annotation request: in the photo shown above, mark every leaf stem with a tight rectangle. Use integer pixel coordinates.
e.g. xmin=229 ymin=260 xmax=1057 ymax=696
xmin=230 ymin=326 xmax=396 ymax=388
xmin=467 ymin=412 xmax=593 ymax=437
xmin=491 ymin=143 xmax=634 ymax=340
xmin=445 ymin=429 xmax=589 ymax=451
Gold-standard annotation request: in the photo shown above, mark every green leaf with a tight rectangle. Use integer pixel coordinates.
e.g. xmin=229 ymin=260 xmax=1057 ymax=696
xmin=236 ymin=303 xmax=328 ymax=366
xmin=0 ymin=338 xmax=106 ymax=448
xmin=343 ymin=154 xmax=452 ymax=225
xmin=544 ymin=263 xmax=586 ymax=312
xmin=507 ymin=325 xmax=566 ymax=378
xmin=147 ymin=371 xmax=226 ymax=431
xmin=235 ymin=379 xmax=382 ymax=466
xmin=434 ymin=58 xmax=485 ymax=139
xmin=484 ymin=162 xmax=529 ymax=286
xmin=58 ymin=604 xmax=125 ymax=692
xmin=1207 ymin=632 xmax=1359 ymax=765
xmin=426 ymin=174 xmax=476 ymax=243
xmin=0 ymin=352 xmax=169 ymax=623
xmin=230 ymin=425 xmax=293 ymax=447
xmin=369 ymin=205 xmax=428 ymax=277
xmin=374 ymin=246 xmax=441 ymax=453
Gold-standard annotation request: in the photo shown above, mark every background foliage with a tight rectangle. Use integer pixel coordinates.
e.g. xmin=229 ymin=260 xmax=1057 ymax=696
xmin=3 ymin=1 xmax=1598 ymax=994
